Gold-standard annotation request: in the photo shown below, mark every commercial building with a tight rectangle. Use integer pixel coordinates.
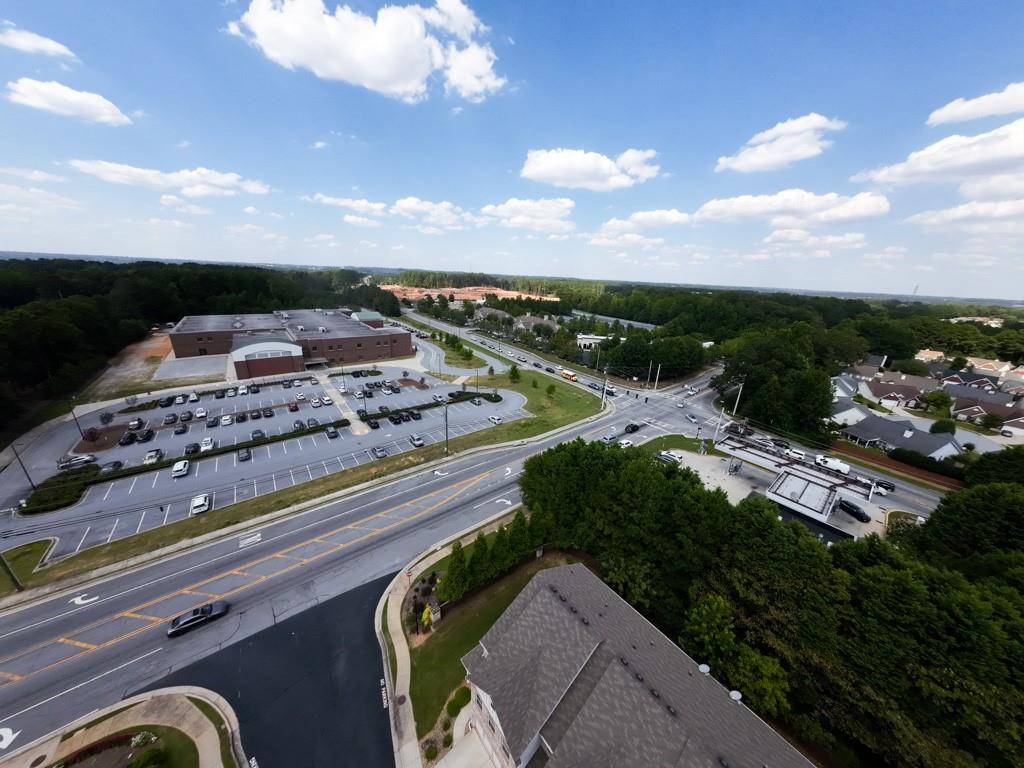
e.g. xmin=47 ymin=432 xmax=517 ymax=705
xmin=170 ymin=308 xmax=412 ymax=378
xmin=462 ymin=564 xmax=813 ymax=768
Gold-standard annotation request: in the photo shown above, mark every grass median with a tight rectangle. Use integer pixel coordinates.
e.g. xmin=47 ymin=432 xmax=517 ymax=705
xmin=1 ymin=372 xmax=600 ymax=598
xmin=640 ymin=434 xmax=725 ymax=457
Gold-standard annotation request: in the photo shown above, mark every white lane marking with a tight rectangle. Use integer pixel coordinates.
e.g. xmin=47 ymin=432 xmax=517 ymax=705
xmin=239 ymin=532 xmax=262 ymax=548
xmin=306 ymin=465 xmax=313 ymax=480
xmin=0 ymin=727 xmax=21 ymax=750
xmin=69 ymin=593 xmax=98 ymax=606
xmin=102 ymin=483 xmax=114 ymax=501
xmin=272 ymin=473 xmax=277 ymax=491
xmin=135 ymin=511 xmax=146 ymax=534
xmin=0 ymin=649 xmax=164 ymax=726
xmin=162 ymin=504 xmax=170 ymax=525
xmin=151 ymin=473 xmax=159 ymax=489
xmin=74 ymin=527 xmax=91 ymax=554
xmin=215 ymin=456 xmax=220 ymax=472
xmin=105 ymin=519 xmax=119 ymax=543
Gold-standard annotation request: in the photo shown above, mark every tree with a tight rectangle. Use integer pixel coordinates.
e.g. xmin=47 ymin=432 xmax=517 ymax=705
xmin=914 ymin=482 xmax=1024 ymax=558
xmin=727 ymin=645 xmax=790 ymax=717
xmin=488 ymin=366 xmax=494 ymax=376
xmin=489 ymin=526 xmax=513 ymax=576
xmin=966 ymin=445 xmax=1024 ymax=486
xmin=981 ymin=413 xmax=1005 ymax=430
xmin=467 ymin=531 xmax=490 ymax=587
xmin=890 ymin=358 xmax=929 ymax=376
xmin=509 ymin=509 xmax=530 ymax=559
xmin=949 ymin=355 xmax=968 ymax=371
xmin=679 ymin=594 xmax=737 ymax=669
xmin=930 ymin=418 xmax=957 ymax=434
xmin=508 ymin=363 xmax=520 ymax=383
xmin=531 ymin=378 xmax=538 ymax=388
xmin=421 ymin=605 xmax=432 ymax=630
xmin=919 ymin=389 xmax=952 ymax=413
xmin=545 ymin=383 xmax=556 ymax=397
xmin=437 ymin=541 xmax=469 ymax=602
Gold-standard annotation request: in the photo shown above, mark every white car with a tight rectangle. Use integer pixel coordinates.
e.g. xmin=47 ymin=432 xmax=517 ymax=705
xmin=311 ymin=398 xmax=322 ymax=408
xmin=238 ymin=385 xmax=249 ymax=395
xmin=293 ymin=379 xmax=304 ymax=387
xmin=488 ymin=415 xmax=503 ymax=425
xmin=600 ymin=434 xmax=616 ymax=445
xmin=227 ymin=388 xmax=237 ymax=398
xmin=200 ymin=437 xmax=215 ymax=453
xmin=676 ymin=402 xmax=686 ymax=409
xmin=686 ymin=414 xmax=699 ymax=424
xmin=338 ymin=386 xmax=348 ymax=394
xmin=295 ymin=392 xmax=306 ymax=401
xmin=195 ymin=407 xmax=207 ymax=419
xmin=409 ymin=434 xmax=424 ymax=447
xmin=171 ymin=459 xmax=190 ymax=478
xmin=219 ymin=414 xmax=233 ymax=426
xmin=618 ymin=439 xmax=634 ymax=448
xmin=321 ymin=395 xmax=333 ymax=405
xmin=188 ymin=392 xmax=199 ymax=403
xmin=432 ymin=394 xmax=444 ymax=402
xmin=175 ymin=394 xmax=187 ymax=405
xmin=190 ymin=494 xmax=211 ymax=516
xmin=143 ymin=449 xmax=163 ymax=465
xmin=355 ymin=390 xmax=364 ymax=399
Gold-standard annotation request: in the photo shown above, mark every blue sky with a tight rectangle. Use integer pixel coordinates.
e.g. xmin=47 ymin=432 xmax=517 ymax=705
xmin=2 ymin=1 xmax=1023 ymax=299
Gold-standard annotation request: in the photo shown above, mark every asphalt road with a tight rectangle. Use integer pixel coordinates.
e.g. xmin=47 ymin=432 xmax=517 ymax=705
xmin=144 ymin=573 xmax=394 ymax=768
xmin=1 ymin=369 xmax=529 ymax=559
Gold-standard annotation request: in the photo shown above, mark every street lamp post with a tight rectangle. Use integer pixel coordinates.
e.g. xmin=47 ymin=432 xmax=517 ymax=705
xmin=11 ymin=442 xmax=36 ymax=491
xmin=70 ymin=397 xmax=85 ymax=439
xmin=444 ymin=401 xmax=450 ymax=457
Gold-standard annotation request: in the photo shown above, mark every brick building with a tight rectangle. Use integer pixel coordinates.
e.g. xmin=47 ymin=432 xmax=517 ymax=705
xmin=170 ymin=308 xmax=413 ymax=378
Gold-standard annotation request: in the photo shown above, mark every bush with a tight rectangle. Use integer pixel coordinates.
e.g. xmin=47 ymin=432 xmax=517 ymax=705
xmin=443 ymin=733 xmax=453 ymax=748
xmin=133 ymin=747 xmax=168 ymax=768
xmin=23 ymin=464 xmax=100 ymax=513
xmin=929 ymin=418 xmax=957 ymax=434
xmin=442 ymin=718 xmax=451 ymax=731
xmin=424 ymin=743 xmax=438 ymax=761
xmin=887 ymin=447 xmax=966 ymax=481
xmin=446 ymin=685 xmax=471 ymax=717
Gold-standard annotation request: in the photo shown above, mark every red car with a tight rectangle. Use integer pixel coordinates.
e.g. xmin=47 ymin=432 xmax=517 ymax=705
xmin=288 ymin=402 xmax=299 ymax=412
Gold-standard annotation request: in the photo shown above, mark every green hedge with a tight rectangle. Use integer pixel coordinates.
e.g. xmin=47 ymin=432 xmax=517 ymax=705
xmin=888 ymin=447 xmax=966 ymax=481
xmin=445 ymin=686 xmax=471 ymax=718
xmin=20 ymin=417 xmax=351 ymax=514
xmin=118 ymin=375 xmax=318 ymax=414
xmin=361 ymin=391 xmax=501 ymax=421
xmin=327 ymin=368 xmax=382 ymax=378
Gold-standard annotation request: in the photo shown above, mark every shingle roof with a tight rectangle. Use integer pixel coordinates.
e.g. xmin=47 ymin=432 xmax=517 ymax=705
xmin=941 ymin=370 xmax=999 ymax=388
xmin=463 ymin=564 xmax=813 ymax=768
xmin=865 ymin=354 xmax=888 ymax=368
xmin=841 ymin=414 xmax=961 ymax=456
xmin=877 ymin=373 xmax=939 ymax=392
xmin=944 ymin=383 xmax=1018 ymax=406
xmin=866 ymin=381 xmax=921 ymax=401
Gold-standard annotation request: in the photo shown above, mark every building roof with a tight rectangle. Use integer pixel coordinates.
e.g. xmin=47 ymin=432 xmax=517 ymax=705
xmin=877 ymin=373 xmax=939 ymax=392
xmin=832 ymin=374 xmax=859 ymax=399
xmin=841 ymin=414 xmax=961 ymax=456
xmin=866 ymin=380 xmax=921 ymax=401
xmin=516 ymin=314 xmax=558 ymax=330
xmin=172 ymin=308 xmax=401 ymax=340
xmin=967 ymin=356 xmax=1013 ymax=373
xmin=350 ymin=310 xmax=384 ymax=322
xmin=848 ymin=364 xmax=880 ymax=379
xmin=915 ymin=349 xmax=945 ymax=362
xmin=951 ymin=397 xmax=1020 ymax=421
xmin=832 ymin=396 xmax=872 ymax=420
xmin=944 ymin=383 xmax=1018 ymax=407
xmin=865 ymin=354 xmax=888 ymax=368
xmin=463 ymin=564 xmax=813 ymax=768
xmin=475 ymin=307 xmax=512 ymax=321
xmin=941 ymin=370 xmax=1000 ymax=388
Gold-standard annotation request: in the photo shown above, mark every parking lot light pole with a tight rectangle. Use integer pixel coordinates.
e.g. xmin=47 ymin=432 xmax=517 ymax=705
xmin=11 ymin=442 xmax=36 ymax=491
xmin=444 ymin=401 xmax=450 ymax=457
xmin=69 ymin=397 xmax=85 ymax=439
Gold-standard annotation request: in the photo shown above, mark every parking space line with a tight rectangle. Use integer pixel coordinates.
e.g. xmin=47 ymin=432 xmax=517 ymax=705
xmin=75 ymin=527 xmax=91 ymax=553
xmin=162 ymin=505 xmax=170 ymax=525
xmin=102 ymin=483 xmax=114 ymax=501
xmin=151 ymin=473 xmax=159 ymax=489
xmin=306 ymin=465 xmax=313 ymax=480
xmin=135 ymin=511 xmax=146 ymax=534
xmin=106 ymin=519 xmax=119 ymax=543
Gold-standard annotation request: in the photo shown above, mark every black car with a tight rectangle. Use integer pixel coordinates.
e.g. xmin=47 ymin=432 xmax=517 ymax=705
xmin=400 ymin=412 xmax=412 ymax=422
xmin=356 ymin=408 xmax=367 ymax=418
xmin=249 ymin=409 xmax=261 ymax=420
xmin=251 ymin=429 xmax=265 ymax=440
xmin=410 ymin=410 xmax=422 ymax=421
xmin=163 ymin=413 xmax=178 ymax=425
xmin=174 ymin=423 xmax=188 ymax=435
xmin=206 ymin=417 xmax=218 ymax=428
xmin=379 ymin=405 xmax=391 ymax=414
xmin=352 ymin=370 xmax=363 ymax=378
xmin=364 ymin=389 xmax=374 ymax=399
xmin=179 ymin=410 xmax=193 ymax=422
xmin=293 ymin=419 xmax=305 ymax=431
xmin=250 ymin=384 xmax=261 ymax=394
xmin=770 ymin=438 xmax=791 ymax=450
xmin=238 ymin=447 xmax=251 ymax=461
xmin=167 ymin=601 xmax=229 ymax=638
xmin=544 ymin=367 xmax=555 ymax=374
xmin=183 ymin=442 xmax=200 ymax=456
xmin=158 ymin=396 xmax=174 ymax=407
xmin=837 ymin=498 xmax=871 ymax=523
xmin=532 ymin=362 xmax=542 ymax=368
xmin=118 ymin=431 xmax=137 ymax=446
xmin=306 ymin=417 xmax=319 ymax=428
xmin=874 ymin=479 xmax=896 ymax=493
xmin=235 ymin=412 xmax=247 ymax=423
xmin=137 ymin=429 xmax=155 ymax=443
xmin=624 ymin=423 xmax=641 ymax=434
xmin=214 ymin=390 xmax=226 ymax=399
xmin=368 ymin=419 xmax=380 ymax=429
xmin=389 ymin=415 xmax=402 ymax=425
xmin=262 ymin=407 xmax=274 ymax=418
xmin=100 ymin=460 xmax=124 ymax=474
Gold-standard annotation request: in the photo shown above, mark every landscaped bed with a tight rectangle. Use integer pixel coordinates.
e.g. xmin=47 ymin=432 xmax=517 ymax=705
xmin=52 ymin=724 xmax=197 ymax=768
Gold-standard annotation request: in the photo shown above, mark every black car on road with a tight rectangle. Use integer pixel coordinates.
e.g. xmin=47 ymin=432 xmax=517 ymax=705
xmin=167 ymin=601 xmax=229 ymax=637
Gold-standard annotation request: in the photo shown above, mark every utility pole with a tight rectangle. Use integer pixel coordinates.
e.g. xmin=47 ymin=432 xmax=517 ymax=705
xmin=645 ymin=360 xmax=653 ymax=390
xmin=653 ymin=363 xmax=662 ymax=392
xmin=70 ymin=398 xmax=84 ymax=439
xmin=594 ymin=346 xmax=601 ymax=373
xmin=732 ymin=379 xmax=745 ymax=416
xmin=11 ymin=443 xmax=36 ymax=491
xmin=600 ymin=366 xmax=609 ymax=407
xmin=444 ymin=402 xmax=450 ymax=457
xmin=713 ymin=404 xmax=727 ymax=442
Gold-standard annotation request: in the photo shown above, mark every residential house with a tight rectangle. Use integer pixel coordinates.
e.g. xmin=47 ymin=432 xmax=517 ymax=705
xmin=832 ymin=374 xmax=859 ymax=400
xmin=940 ymin=370 xmax=999 ymax=391
xmin=461 ymin=564 xmax=813 ymax=768
xmin=832 ymin=397 xmax=873 ymax=427
xmin=475 ymin=307 xmax=513 ymax=325
xmin=914 ymin=349 xmax=945 ymax=363
xmin=1001 ymin=415 xmax=1024 ymax=437
xmin=946 ymin=385 xmax=1022 ymax=425
xmin=865 ymin=354 xmax=888 ymax=368
xmin=847 ymin=363 xmax=880 ymax=381
xmin=877 ymin=372 xmax=940 ymax=393
xmin=515 ymin=314 xmax=558 ymax=333
xmin=865 ymin=380 xmax=923 ymax=409
xmin=840 ymin=415 xmax=962 ymax=460
xmin=1000 ymin=365 xmax=1024 ymax=387
xmin=966 ymin=356 xmax=1013 ymax=375
xmin=576 ymin=333 xmax=624 ymax=350
xmin=946 ymin=316 xmax=1005 ymax=328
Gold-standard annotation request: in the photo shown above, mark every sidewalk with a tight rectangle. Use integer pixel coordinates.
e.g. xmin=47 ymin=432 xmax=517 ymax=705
xmin=0 ymin=687 xmax=245 ymax=768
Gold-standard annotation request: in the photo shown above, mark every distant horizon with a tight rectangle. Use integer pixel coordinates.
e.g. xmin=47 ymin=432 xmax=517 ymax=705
xmin=3 ymin=249 xmax=1020 ymax=308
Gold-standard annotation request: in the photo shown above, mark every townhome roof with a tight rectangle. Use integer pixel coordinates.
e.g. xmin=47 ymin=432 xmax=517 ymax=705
xmin=841 ymin=414 xmax=961 ymax=456
xmin=866 ymin=381 xmax=922 ymax=402
xmin=877 ymin=373 xmax=940 ymax=392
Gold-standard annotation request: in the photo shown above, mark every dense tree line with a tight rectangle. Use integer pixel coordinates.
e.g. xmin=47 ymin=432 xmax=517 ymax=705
xmin=520 ymin=440 xmax=1024 ymax=767
xmin=334 ymin=283 xmax=401 ymax=316
xmin=384 ymin=270 xmax=578 ymax=296
xmin=0 ymin=258 xmax=367 ymax=417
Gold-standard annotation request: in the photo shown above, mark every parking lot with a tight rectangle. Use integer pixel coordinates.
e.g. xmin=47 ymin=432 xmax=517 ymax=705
xmin=18 ymin=369 xmax=528 ymax=559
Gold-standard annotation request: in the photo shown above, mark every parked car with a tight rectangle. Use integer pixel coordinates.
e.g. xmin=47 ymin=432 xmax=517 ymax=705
xmin=237 ymin=447 xmax=251 ymax=461
xmin=432 ymin=394 xmax=444 ymax=402
xmin=183 ymin=442 xmax=199 ymax=456
xmin=58 ymin=454 xmax=96 ymax=470
xmin=200 ymin=437 xmax=215 ymax=452
xmin=311 ymin=398 xmax=322 ymax=408
xmin=174 ymin=394 xmax=187 ymax=405
xmin=356 ymin=408 xmax=367 ymax=418
xmin=399 ymin=412 xmax=411 ymax=422
xmin=295 ymin=392 xmax=306 ymax=402
xmin=250 ymin=384 xmax=260 ymax=394
xmin=190 ymin=494 xmax=211 ymax=515
xmin=219 ymin=415 xmax=233 ymax=426
xmin=410 ymin=411 xmax=422 ymax=421
xmin=249 ymin=409 xmax=261 ymax=420
xmin=206 ymin=417 xmax=218 ymax=428
xmin=238 ymin=385 xmax=248 ymax=396
xmin=306 ymin=417 xmax=319 ymax=428
xmin=163 ymin=413 xmax=178 ymax=426
xmin=293 ymin=419 xmax=305 ymax=431
xmin=282 ymin=380 xmax=292 ymax=389
xmin=471 ymin=397 xmax=482 ymax=405
xmin=235 ymin=412 xmax=247 ymax=424
xmin=379 ymin=405 xmax=391 ymax=414
xmin=368 ymin=419 xmax=380 ymax=429
xmin=118 ymin=431 xmax=138 ymax=446
xmin=325 ymin=426 xmax=339 ymax=439
xmin=174 ymin=423 xmax=188 ymax=435
xmin=143 ymin=449 xmax=163 ymax=465
xmin=195 ymin=408 xmax=207 ymax=419
xmin=128 ymin=418 xmax=144 ymax=430
xmin=167 ymin=601 xmax=229 ymax=638
xmin=372 ymin=446 xmax=388 ymax=459
xmin=288 ymin=402 xmax=299 ymax=412
xmin=171 ymin=459 xmax=190 ymax=478
xmin=409 ymin=434 xmax=424 ymax=447
xmin=262 ymin=407 xmax=274 ymax=418
xmin=188 ymin=392 xmax=199 ymax=403
xmin=355 ymin=391 xmax=364 ymax=399
xmin=158 ymin=396 xmax=174 ymax=407
xmin=488 ymin=415 xmax=503 ymax=425
xmin=226 ymin=388 xmax=237 ymax=397
xmin=364 ymin=390 xmax=374 ymax=399
xmin=251 ymin=429 xmax=265 ymax=440
xmin=100 ymin=460 xmax=124 ymax=474
xmin=137 ymin=429 xmax=155 ymax=443
xmin=837 ymin=498 xmax=871 ymax=523
xmin=179 ymin=410 xmax=193 ymax=422
xmin=214 ymin=390 xmax=226 ymax=399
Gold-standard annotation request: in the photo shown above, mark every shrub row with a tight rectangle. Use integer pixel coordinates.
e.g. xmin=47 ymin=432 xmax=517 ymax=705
xmin=118 ymin=374 xmax=318 ymax=413
xmin=327 ymin=368 xmax=382 ymax=378
xmin=360 ymin=391 xmax=500 ymax=422
xmin=888 ymin=447 xmax=967 ymax=481
xmin=22 ymin=464 xmax=101 ymax=513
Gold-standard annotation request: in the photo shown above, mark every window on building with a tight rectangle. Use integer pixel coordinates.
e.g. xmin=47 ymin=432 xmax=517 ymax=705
xmin=207 ymin=335 xmax=213 ymax=341
xmin=487 ymin=718 xmax=495 ymax=732
xmin=356 ymin=342 xmax=362 ymax=348
xmin=196 ymin=336 xmax=203 ymax=341
xmin=328 ymin=345 xmax=333 ymax=350
xmin=311 ymin=345 xmax=318 ymax=351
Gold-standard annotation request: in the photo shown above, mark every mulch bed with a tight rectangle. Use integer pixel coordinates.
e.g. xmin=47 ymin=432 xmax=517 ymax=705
xmin=73 ymin=424 xmax=127 ymax=453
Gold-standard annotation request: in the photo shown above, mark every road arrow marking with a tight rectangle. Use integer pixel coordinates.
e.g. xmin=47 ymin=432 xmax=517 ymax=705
xmin=0 ymin=728 xmax=21 ymax=750
xmin=239 ymin=532 xmax=262 ymax=548
xmin=496 ymin=499 xmax=513 ymax=506
xmin=433 ymin=470 xmax=449 ymax=476
xmin=504 ymin=467 xmax=512 ymax=477
xmin=69 ymin=593 xmax=98 ymax=606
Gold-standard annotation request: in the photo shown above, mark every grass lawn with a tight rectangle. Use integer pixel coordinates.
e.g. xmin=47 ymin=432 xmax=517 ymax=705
xmin=853 ymin=393 xmax=892 ymax=414
xmin=382 ymin=596 xmax=397 ymax=683
xmin=0 ymin=372 xmax=599 ymax=599
xmin=640 ymin=434 xmax=725 ymax=457
xmin=1 ymin=540 xmax=51 ymax=589
xmin=188 ymin=696 xmax=237 ymax=768
xmin=409 ymin=552 xmax=578 ymax=738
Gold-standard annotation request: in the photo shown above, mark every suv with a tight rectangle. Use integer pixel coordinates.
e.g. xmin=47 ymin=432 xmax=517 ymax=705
xmin=143 ymin=449 xmax=164 ymax=465
xmin=190 ymin=494 xmax=211 ymax=515
xmin=836 ymin=498 xmax=871 ymax=523
xmin=409 ymin=434 xmax=424 ymax=447
xmin=372 ymin=446 xmax=388 ymax=459
xmin=57 ymin=454 xmax=96 ymax=470
xmin=183 ymin=442 xmax=200 ymax=456
xmin=623 ymin=423 xmax=640 ymax=434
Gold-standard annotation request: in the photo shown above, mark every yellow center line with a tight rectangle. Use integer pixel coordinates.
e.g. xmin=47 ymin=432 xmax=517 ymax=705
xmin=0 ymin=471 xmax=492 ymax=685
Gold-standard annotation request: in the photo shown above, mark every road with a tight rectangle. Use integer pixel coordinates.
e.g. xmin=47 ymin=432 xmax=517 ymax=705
xmin=1 ymin=368 xmax=528 ymax=560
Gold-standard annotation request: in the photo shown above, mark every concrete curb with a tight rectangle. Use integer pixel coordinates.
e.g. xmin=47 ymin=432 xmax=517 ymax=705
xmin=0 ymin=685 xmax=247 ymax=768
xmin=0 ymin=396 xmax=612 ymax=614
xmin=374 ymin=504 xmax=522 ymax=768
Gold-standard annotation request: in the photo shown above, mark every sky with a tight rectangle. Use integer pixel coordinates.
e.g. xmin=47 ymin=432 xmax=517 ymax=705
xmin=1 ymin=1 xmax=1023 ymax=300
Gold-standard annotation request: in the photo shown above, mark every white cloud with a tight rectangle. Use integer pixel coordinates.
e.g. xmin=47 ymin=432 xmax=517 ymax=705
xmin=6 ymin=78 xmax=131 ymax=125
xmin=310 ymin=233 xmax=335 ymax=242
xmin=928 ymin=82 xmax=1024 ymax=125
xmin=906 ymin=199 xmax=1024 ymax=227
xmin=159 ymin=194 xmax=212 ymax=215
xmin=716 ymin=113 xmax=846 ymax=173
xmin=860 ymin=247 xmax=907 ymax=270
xmin=176 ymin=139 xmax=191 ymax=149
xmin=343 ymin=213 xmax=381 ymax=227
xmin=307 ymin=193 xmax=387 ymax=215
xmin=147 ymin=218 xmax=191 ymax=229
xmin=70 ymin=159 xmax=269 ymax=197
xmin=0 ymin=182 xmax=78 ymax=214
xmin=231 ymin=0 xmax=503 ymax=103
xmin=310 ymin=140 xmax=328 ymax=150
xmin=244 ymin=205 xmax=258 ymax=214
xmin=762 ymin=228 xmax=865 ymax=248
xmin=520 ymin=148 xmax=659 ymax=191
xmin=0 ymin=25 xmax=75 ymax=58
xmin=958 ymin=172 xmax=1024 ymax=200
xmin=392 ymin=196 xmax=475 ymax=230
xmin=852 ymin=118 xmax=1024 ymax=187
xmin=0 ymin=167 xmax=65 ymax=183
xmin=480 ymin=197 xmax=575 ymax=233
xmin=597 ymin=208 xmax=689 ymax=235
xmin=225 ymin=223 xmax=264 ymax=235
xmin=589 ymin=231 xmax=664 ymax=249
xmin=695 ymin=188 xmax=890 ymax=226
